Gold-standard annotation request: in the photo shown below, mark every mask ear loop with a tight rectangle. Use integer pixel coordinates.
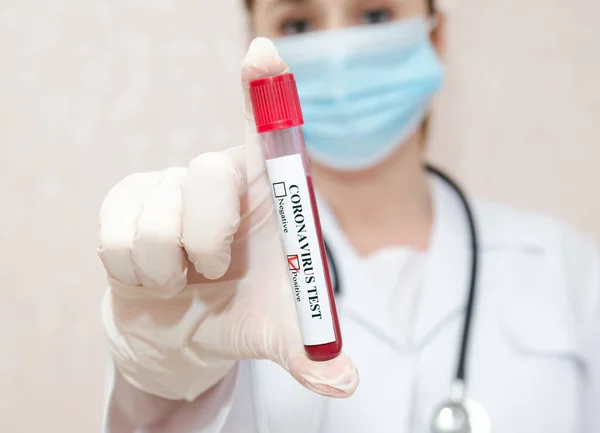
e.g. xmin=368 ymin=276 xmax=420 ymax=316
xmin=427 ymin=16 xmax=439 ymax=33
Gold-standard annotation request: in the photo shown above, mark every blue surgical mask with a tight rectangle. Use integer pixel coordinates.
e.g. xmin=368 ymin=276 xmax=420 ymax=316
xmin=274 ymin=18 xmax=445 ymax=171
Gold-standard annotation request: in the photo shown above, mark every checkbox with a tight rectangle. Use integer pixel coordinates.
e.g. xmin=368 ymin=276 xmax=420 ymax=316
xmin=273 ymin=182 xmax=287 ymax=198
xmin=287 ymin=255 xmax=300 ymax=271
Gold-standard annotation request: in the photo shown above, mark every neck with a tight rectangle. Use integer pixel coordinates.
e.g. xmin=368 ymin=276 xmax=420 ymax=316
xmin=311 ymin=131 xmax=433 ymax=257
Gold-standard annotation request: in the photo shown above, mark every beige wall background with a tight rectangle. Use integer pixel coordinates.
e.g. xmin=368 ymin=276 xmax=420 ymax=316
xmin=0 ymin=0 xmax=598 ymax=432
xmin=428 ymin=0 xmax=600 ymax=240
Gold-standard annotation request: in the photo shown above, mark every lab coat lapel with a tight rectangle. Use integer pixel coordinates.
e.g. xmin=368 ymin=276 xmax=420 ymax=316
xmin=414 ymin=176 xmax=471 ymax=345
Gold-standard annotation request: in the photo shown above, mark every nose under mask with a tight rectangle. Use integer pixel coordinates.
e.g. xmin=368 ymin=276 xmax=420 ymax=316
xmin=274 ymin=18 xmax=445 ymax=171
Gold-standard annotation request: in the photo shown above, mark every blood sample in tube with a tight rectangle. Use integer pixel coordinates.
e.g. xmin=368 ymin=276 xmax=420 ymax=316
xmin=249 ymin=73 xmax=342 ymax=361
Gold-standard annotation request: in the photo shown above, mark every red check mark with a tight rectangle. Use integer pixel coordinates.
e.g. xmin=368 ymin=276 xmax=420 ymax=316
xmin=287 ymin=255 xmax=300 ymax=271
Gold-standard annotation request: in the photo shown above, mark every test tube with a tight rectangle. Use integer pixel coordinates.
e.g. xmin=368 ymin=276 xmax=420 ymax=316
xmin=249 ymin=73 xmax=342 ymax=362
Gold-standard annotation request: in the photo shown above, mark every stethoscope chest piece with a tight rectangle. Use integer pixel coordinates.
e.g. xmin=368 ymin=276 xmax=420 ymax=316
xmin=431 ymin=400 xmax=470 ymax=433
xmin=430 ymin=398 xmax=490 ymax=433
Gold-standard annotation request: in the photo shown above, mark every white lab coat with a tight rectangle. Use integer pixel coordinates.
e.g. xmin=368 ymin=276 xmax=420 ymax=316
xmin=103 ymin=177 xmax=600 ymax=433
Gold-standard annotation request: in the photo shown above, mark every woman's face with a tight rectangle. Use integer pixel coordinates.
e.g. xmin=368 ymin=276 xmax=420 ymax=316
xmin=251 ymin=0 xmax=429 ymax=39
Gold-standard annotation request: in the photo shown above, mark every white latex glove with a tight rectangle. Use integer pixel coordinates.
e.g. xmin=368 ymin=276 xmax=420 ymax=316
xmin=98 ymin=37 xmax=358 ymax=402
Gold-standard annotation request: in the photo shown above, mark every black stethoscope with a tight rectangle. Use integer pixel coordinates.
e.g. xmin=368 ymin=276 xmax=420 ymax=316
xmin=323 ymin=164 xmax=489 ymax=433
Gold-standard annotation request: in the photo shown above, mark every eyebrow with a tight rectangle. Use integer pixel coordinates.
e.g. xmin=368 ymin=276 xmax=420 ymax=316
xmin=266 ymin=0 xmax=309 ymax=6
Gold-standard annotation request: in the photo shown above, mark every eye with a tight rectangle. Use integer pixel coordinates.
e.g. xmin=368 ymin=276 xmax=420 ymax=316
xmin=280 ymin=18 xmax=313 ymax=35
xmin=360 ymin=8 xmax=394 ymax=24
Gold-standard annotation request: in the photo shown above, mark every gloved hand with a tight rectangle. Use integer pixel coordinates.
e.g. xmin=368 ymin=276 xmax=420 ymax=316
xmin=98 ymin=37 xmax=358 ymax=402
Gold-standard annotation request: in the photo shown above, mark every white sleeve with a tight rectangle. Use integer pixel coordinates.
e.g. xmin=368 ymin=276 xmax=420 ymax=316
xmin=583 ymin=259 xmax=600 ymax=432
xmin=565 ymin=231 xmax=600 ymax=432
xmin=102 ymin=361 xmax=241 ymax=433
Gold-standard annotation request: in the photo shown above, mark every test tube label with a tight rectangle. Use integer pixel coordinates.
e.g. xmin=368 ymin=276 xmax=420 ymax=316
xmin=265 ymin=154 xmax=336 ymax=346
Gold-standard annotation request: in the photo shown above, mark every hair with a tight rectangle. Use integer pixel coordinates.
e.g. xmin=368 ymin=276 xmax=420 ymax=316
xmin=244 ymin=0 xmax=437 ymax=15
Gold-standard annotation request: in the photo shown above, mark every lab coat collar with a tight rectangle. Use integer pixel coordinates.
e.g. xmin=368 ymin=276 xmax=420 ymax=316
xmin=317 ymin=175 xmax=473 ymax=349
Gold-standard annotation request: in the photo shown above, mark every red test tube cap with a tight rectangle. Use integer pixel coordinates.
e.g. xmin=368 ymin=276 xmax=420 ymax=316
xmin=249 ymin=73 xmax=304 ymax=133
